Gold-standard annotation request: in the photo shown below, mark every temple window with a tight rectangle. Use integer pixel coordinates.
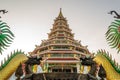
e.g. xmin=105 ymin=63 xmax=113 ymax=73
xmin=63 ymin=53 xmax=74 ymax=57
xmin=60 ymin=23 xmax=62 ymax=25
xmin=58 ymin=37 xmax=64 ymax=39
xmin=51 ymin=53 xmax=61 ymax=57
xmin=55 ymin=40 xmax=60 ymax=43
xmin=62 ymin=40 xmax=67 ymax=43
xmin=59 ymin=31 xmax=63 ymax=33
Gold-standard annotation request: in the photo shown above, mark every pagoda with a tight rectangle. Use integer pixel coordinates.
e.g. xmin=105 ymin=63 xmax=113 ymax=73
xmin=30 ymin=9 xmax=91 ymax=73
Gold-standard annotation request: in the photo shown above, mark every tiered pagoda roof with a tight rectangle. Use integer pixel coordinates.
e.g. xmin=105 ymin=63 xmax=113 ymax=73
xmin=30 ymin=9 xmax=90 ymax=59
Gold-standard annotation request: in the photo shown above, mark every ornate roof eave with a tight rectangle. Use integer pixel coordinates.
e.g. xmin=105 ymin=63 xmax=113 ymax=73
xmin=38 ymin=50 xmax=86 ymax=55
xmin=31 ymin=44 xmax=89 ymax=55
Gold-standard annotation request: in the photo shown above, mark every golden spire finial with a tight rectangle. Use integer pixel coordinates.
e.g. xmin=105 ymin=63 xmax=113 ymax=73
xmin=58 ymin=8 xmax=64 ymax=18
xmin=60 ymin=8 xmax=62 ymax=12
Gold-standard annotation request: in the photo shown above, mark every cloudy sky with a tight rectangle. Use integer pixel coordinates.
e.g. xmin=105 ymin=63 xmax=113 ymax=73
xmin=0 ymin=0 xmax=120 ymax=63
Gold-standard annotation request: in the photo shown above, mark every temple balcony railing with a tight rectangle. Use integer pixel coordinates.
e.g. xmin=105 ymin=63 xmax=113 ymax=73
xmin=47 ymin=56 xmax=75 ymax=58
xmin=38 ymin=50 xmax=86 ymax=56
xmin=49 ymin=28 xmax=73 ymax=36
xmin=40 ymin=43 xmax=85 ymax=49
xmin=52 ymin=48 xmax=70 ymax=50
xmin=43 ymin=56 xmax=80 ymax=60
xmin=41 ymin=39 xmax=82 ymax=47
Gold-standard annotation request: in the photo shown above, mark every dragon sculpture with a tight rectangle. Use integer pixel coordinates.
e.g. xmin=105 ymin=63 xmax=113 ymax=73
xmin=0 ymin=10 xmax=120 ymax=80
xmin=0 ymin=50 xmax=27 ymax=80
xmin=78 ymin=56 xmax=100 ymax=80
xmin=15 ymin=56 xmax=42 ymax=80
xmin=0 ymin=10 xmax=8 ymax=18
xmin=0 ymin=10 xmax=28 ymax=80
xmin=94 ymin=50 xmax=120 ymax=80
xmin=108 ymin=11 xmax=120 ymax=19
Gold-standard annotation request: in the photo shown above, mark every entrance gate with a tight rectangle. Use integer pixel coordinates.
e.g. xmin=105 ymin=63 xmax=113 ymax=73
xmin=52 ymin=69 xmax=71 ymax=72
xmin=49 ymin=66 xmax=77 ymax=73
xmin=31 ymin=73 xmax=79 ymax=80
